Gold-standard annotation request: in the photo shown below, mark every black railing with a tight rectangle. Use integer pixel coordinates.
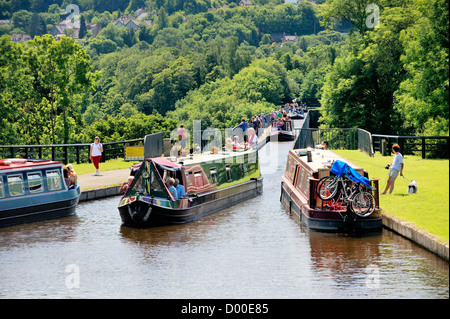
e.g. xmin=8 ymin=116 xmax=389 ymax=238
xmin=294 ymin=127 xmax=359 ymax=151
xmin=0 ymin=138 xmax=144 ymax=165
xmin=372 ymin=135 xmax=449 ymax=159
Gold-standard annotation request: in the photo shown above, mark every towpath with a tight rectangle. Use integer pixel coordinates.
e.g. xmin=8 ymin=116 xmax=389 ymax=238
xmin=77 ymin=168 xmax=130 ymax=191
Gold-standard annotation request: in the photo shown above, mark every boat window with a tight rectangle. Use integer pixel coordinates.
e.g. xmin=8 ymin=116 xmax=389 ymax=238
xmin=304 ymin=173 xmax=310 ymax=197
xmin=7 ymin=174 xmax=25 ymax=196
xmin=132 ymin=174 xmax=145 ymax=193
xmin=225 ymin=165 xmax=232 ymax=181
xmin=297 ymin=169 xmax=305 ymax=190
xmin=46 ymin=170 xmax=63 ymax=191
xmin=185 ymin=171 xmax=191 ymax=185
xmin=28 ymin=172 xmax=43 ymax=193
xmin=150 ymin=171 xmax=163 ymax=193
xmin=285 ymin=157 xmax=291 ymax=173
xmin=194 ymin=171 xmax=204 ymax=187
xmin=0 ymin=179 xmax=4 ymax=198
xmin=289 ymin=161 xmax=296 ymax=181
xmin=210 ymin=168 xmax=218 ymax=184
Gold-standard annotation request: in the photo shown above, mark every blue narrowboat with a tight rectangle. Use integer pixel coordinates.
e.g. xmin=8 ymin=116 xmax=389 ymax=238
xmin=0 ymin=158 xmax=81 ymax=227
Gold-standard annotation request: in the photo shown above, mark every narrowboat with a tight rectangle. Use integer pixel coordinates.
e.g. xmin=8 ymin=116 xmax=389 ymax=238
xmin=0 ymin=158 xmax=81 ymax=227
xmin=118 ymin=148 xmax=263 ymax=227
xmin=280 ymin=149 xmax=382 ymax=233
xmin=271 ymin=118 xmax=295 ymax=141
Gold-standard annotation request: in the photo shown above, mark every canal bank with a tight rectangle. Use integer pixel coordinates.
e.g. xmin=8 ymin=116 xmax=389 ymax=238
xmin=382 ymin=214 xmax=449 ymax=261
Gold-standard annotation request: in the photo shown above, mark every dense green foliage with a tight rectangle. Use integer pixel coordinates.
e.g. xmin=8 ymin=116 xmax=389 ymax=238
xmin=0 ymin=0 xmax=448 ymax=146
xmin=320 ymin=0 xmax=448 ymax=136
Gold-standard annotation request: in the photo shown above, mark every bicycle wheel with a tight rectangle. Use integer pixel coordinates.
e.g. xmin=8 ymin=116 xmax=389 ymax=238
xmin=316 ymin=176 xmax=339 ymax=200
xmin=350 ymin=191 xmax=375 ymax=217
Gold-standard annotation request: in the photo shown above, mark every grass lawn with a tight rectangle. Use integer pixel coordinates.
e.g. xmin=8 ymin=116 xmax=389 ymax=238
xmin=69 ymin=158 xmax=140 ymax=175
xmin=335 ymin=150 xmax=449 ymax=243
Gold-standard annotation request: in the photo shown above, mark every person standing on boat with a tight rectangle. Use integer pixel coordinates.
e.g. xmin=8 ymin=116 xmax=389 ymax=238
xmin=90 ymin=136 xmax=103 ymax=176
xmin=381 ymin=144 xmax=404 ymax=195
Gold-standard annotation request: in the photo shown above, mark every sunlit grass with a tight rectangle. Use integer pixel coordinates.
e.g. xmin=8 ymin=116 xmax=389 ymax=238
xmin=335 ymin=150 xmax=449 ymax=243
xmin=68 ymin=158 xmax=140 ymax=175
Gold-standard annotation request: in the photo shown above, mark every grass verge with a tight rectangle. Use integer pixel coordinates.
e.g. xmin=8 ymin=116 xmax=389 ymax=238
xmin=335 ymin=150 xmax=449 ymax=243
xmin=69 ymin=158 xmax=140 ymax=175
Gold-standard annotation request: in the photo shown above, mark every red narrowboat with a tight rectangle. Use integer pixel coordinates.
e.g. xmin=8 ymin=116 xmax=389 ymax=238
xmin=280 ymin=149 xmax=382 ymax=233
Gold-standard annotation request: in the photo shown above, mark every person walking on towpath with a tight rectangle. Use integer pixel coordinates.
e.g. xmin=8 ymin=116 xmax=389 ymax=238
xmin=90 ymin=136 xmax=103 ymax=176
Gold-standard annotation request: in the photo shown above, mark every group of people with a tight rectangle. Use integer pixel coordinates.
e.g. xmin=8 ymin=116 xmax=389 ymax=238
xmin=165 ymin=177 xmax=185 ymax=200
xmin=225 ymin=127 xmax=259 ymax=151
xmin=285 ymin=101 xmax=308 ymax=115
xmin=270 ymin=109 xmax=291 ymax=131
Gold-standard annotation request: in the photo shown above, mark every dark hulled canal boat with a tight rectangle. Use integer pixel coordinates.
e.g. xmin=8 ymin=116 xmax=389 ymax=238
xmin=270 ymin=118 xmax=295 ymax=141
xmin=0 ymin=158 xmax=81 ymax=227
xmin=118 ymin=148 xmax=263 ymax=227
xmin=280 ymin=149 xmax=382 ymax=233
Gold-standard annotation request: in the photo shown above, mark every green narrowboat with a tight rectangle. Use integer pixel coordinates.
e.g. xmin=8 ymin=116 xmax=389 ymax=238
xmin=118 ymin=148 xmax=263 ymax=227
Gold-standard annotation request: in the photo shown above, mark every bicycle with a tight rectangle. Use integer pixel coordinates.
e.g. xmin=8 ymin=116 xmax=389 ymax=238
xmin=315 ymin=161 xmax=376 ymax=218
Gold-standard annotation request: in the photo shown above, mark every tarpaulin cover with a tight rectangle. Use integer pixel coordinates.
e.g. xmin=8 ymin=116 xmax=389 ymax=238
xmin=150 ymin=157 xmax=181 ymax=171
xmin=330 ymin=160 xmax=373 ymax=189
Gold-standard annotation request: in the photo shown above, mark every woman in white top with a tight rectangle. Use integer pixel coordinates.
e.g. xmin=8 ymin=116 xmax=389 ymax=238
xmin=381 ymin=143 xmax=404 ymax=194
xmin=90 ymin=136 xmax=103 ymax=176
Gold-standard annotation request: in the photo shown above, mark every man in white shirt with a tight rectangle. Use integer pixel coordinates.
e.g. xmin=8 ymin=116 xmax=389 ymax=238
xmin=381 ymin=144 xmax=404 ymax=194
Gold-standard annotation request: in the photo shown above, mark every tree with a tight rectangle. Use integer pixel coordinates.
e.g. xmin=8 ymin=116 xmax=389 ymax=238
xmin=79 ymin=15 xmax=87 ymax=39
xmin=0 ymin=35 xmax=26 ymax=144
xmin=12 ymin=9 xmax=32 ymax=31
xmin=155 ymin=6 xmax=169 ymax=31
xmin=22 ymin=35 xmax=99 ymax=144
xmin=319 ymin=0 xmax=376 ymax=34
xmin=320 ymin=6 xmax=417 ymax=134
xmin=394 ymin=0 xmax=449 ymax=135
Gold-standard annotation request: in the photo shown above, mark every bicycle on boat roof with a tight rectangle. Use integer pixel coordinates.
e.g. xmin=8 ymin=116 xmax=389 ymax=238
xmin=315 ymin=160 xmax=376 ymax=218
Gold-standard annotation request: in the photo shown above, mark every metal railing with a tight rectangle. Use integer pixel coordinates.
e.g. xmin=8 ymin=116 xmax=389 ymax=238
xmin=372 ymin=135 xmax=449 ymax=159
xmin=0 ymin=139 xmax=144 ymax=164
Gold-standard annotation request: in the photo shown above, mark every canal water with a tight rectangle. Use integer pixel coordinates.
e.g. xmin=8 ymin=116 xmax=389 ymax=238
xmin=0 ymin=141 xmax=448 ymax=299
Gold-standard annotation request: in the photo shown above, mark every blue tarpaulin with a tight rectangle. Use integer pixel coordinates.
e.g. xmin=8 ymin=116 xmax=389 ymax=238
xmin=330 ymin=160 xmax=373 ymax=189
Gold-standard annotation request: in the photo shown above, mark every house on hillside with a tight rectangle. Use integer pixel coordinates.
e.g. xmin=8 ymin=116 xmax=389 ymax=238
xmin=239 ymin=0 xmax=253 ymax=7
xmin=135 ymin=8 xmax=149 ymax=20
xmin=51 ymin=17 xmax=102 ymax=39
xmin=87 ymin=23 xmax=102 ymax=37
xmin=51 ymin=18 xmax=80 ymax=39
xmin=112 ymin=16 xmax=140 ymax=30
xmin=11 ymin=33 xmax=31 ymax=43
xmin=282 ymin=32 xmax=298 ymax=43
